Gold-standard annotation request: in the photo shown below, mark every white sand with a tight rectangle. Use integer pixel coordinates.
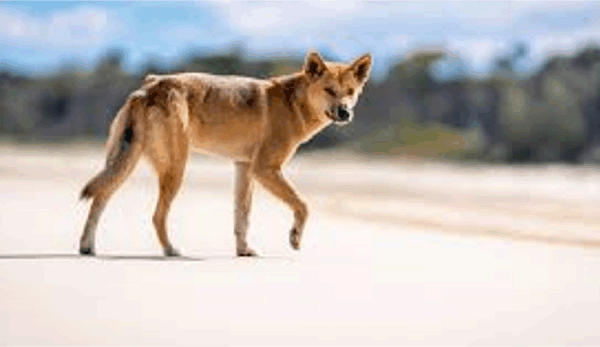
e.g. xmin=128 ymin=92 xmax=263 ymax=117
xmin=1 ymin=145 xmax=600 ymax=345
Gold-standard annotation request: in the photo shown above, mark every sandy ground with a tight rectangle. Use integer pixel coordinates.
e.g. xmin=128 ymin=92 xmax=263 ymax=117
xmin=1 ymin=144 xmax=600 ymax=345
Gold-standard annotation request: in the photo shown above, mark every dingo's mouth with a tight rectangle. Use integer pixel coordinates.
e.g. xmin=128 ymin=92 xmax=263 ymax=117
xmin=325 ymin=109 xmax=351 ymax=124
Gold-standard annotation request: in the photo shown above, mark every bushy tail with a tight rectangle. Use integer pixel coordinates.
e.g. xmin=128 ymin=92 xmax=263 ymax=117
xmin=81 ymin=94 xmax=146 ymax=200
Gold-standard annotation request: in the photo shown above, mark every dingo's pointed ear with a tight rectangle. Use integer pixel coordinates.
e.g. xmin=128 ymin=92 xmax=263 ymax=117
xmin=304 ymin=50 xmax=327 ymax=80
xmin=350 ymin=53 xmax=373 ymax=83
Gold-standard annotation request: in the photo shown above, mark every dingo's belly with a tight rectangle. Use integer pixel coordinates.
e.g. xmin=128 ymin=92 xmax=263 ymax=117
xmin=188 ymin=114 xmax=266 ymax=162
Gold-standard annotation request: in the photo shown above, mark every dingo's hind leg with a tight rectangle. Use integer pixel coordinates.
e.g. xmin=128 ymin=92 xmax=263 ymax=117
xmin=145 ymin=125 xmax=189 ymax=256
xmin=79 ymin=154 xmax=143 ymax=256
xmin=79 ymin=96 xmax=146 ymax=256
xmin=152 ymin=161 xmax=187 ymax=257
xmin=80 ymin=196 xmax=108 ymax=256
xmin=79 ymin=148 xmax=144 ymax=256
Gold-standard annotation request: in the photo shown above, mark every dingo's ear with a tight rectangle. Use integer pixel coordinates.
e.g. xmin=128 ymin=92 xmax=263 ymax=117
xmin=304 ymin=50 xmax=327 ymax=80
xmin=350 ymin=53 xmax=373 ymax=83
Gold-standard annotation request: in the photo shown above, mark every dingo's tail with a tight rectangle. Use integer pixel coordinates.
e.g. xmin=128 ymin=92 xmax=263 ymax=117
xmin=81 ymin=93 xmax=146 ymax=200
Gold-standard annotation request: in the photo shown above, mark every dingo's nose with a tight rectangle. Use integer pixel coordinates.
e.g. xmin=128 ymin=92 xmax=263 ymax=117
xmin=337 ymin=107 xmax=350 ymax=121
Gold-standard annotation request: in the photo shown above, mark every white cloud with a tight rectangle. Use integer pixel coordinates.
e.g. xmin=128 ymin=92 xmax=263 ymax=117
xmin=220 ymin=1 xmax=515 ymax=37
xmin=0 ymin=6 xmax=123 ymax=48
xmin=222 ymin=1 xmax=366 ymax=34
xmin=238 ymin=7 xmax=285 ymax=29
xmin=510 ymin=1 xmax=591 ymax=13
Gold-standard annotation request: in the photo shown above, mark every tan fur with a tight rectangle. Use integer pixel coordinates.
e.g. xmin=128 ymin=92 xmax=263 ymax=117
xmin=79 ymin=50 xmax=373 ymax=257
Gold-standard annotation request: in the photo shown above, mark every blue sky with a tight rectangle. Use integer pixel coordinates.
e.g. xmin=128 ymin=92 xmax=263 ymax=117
xmin=1 ymin=1 xmax=600 ymax=80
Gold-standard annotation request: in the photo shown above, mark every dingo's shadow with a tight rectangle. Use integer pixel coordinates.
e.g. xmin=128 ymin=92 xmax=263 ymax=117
xmin=0 ymin=253 xmax=293 ymax=261
xmin=0 ymin=253 xmax=205 ymax=261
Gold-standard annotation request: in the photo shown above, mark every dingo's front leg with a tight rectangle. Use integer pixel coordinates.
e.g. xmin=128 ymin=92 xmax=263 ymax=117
xmin=253 ymin=167 xmax=308 ymax=250
xmin=234 ymin=162 xmax=258 ymax=256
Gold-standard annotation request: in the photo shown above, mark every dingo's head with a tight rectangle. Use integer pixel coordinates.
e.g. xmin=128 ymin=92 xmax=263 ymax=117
xmin=303 ymin=50 xmax=372 ymax=125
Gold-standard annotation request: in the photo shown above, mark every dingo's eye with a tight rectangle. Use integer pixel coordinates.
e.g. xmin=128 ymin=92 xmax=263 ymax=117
xmin=347 ymin=88 xmax=354 ymax=95
xmin=325 ymin=88 xmax=337 ymax=97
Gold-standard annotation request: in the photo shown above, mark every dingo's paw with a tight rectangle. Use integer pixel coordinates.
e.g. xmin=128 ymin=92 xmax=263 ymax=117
xmin=79 ymin=246 xmax=95 ymax=256
xmin=237 ymin=247 xmax=258 ymax=257
xmin=290 ymin=228 xmax=301 ymax=250
xmin=164 ymin=246 xmax=181 ymax=257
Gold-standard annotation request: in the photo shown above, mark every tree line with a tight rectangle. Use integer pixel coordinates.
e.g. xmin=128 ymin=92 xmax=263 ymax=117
xmin=2 ymin=44 xmax=600 ymax=163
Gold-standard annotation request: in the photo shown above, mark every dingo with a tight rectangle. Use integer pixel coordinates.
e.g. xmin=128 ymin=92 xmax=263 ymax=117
xmin=79 ymin=50 xmax=372 ymax=256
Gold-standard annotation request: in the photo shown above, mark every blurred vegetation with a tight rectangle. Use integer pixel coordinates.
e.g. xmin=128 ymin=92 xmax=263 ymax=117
xmin=3 ymin=43 xmax=600 ymax=163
